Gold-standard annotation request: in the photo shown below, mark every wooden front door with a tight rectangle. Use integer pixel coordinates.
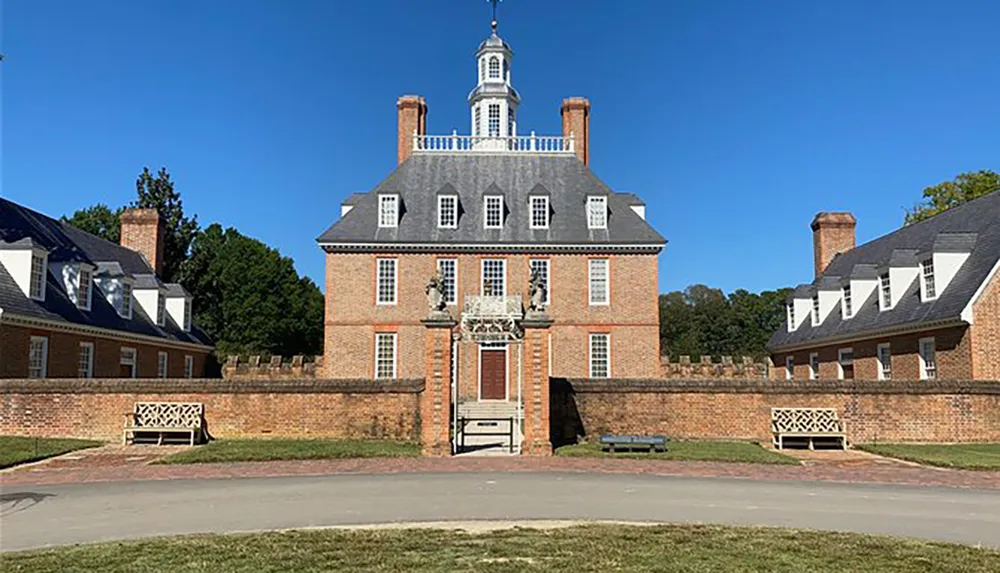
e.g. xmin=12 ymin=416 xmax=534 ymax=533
xmin=480 ymin=348 xmax=507 ymax=400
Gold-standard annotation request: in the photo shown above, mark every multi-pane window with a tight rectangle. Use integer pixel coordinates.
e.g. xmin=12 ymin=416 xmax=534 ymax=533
xmin=880 ymin=273 xmax=892 ymax=310
xmin=376 ymin=259 xmax=397 ymax=305
xmin=877 ymin=343 xmax=892 ymax=381
xmin=184 ymin=355 xmax=194 ymax=379
xmin=530 ymin=196 xmax=549 ymax=229
xmin=437 ymin=259 xmax=457 ymax=305
xmin=919 ymin=338 xmax=937 ymax=380
xmin=29 ymin=253 xmax=46 ymax=300
xmin=183 ymin=301 xmax=192 ymax=332
xmin=489 ymin=56 xmax=500 ymax=79
xmin=588 ymin=259 xmax=609 ymax=305
xmin=482 ymin=259 xmax=506 ymax=296
xmin=507 ymin=106 xmax=515 ymax=136
xmin=78 ymin=342 xmax=94 ymax=378
xmin=121 ymin=281 xmax=133 ymax=318
xmin=787 ymin=304 xmax=796 ymax=329
xmin=121 ymin=347 xmax=137 ymax=378
xmin=785 ymin=356 xmax=795 ymax=380
xmin=156 ymin=293 xmax=166 ymax=327
xmin=378 ymin=195 xmax=398 ymax=228
xmin=838 ymin=348 xmax=855 ymax=380
xmin=809 ymin=353 xmax=819 ymax=380
xmin=474 ymin=106 xmax=481 ymax=136
xmin=438 ymin=195 xmax=458 ymax=229
xmin=480 ymin=58 xmax=486 ymax=82
xmin=157 ymin=352 xmax=169 ymax=378
xmin=589 ymin=333 xmax=610 ymax=379
xmin=922 ymin=260 xmax=937 ymax=300
xmin=77 ymin=267 xmax=92 ymax=309
xmin=811 ymin=294 xmax=821 ymax=326
xmin=529 ymin=259 xmax=550 ymax=305
xmin=28 ymin=336 xmax=48 ymax=379
xmin=587 ymin=196 xmax=607 ymax=229
xmin=375 ymin=333 xmax=397 ymax=379
xmin=488 ymin=104 xmax=501 ymax=137
xmin=484 ymin=196 xmax=503 ymax=229
xmin=843 ymin=285 xmax=853 ymax=318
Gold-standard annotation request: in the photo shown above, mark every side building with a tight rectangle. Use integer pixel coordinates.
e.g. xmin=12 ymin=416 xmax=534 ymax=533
xmin=0 ymin=199 xmax=214 ymax=378
xmin=769 ymin=191 xmax=1000 ymax=381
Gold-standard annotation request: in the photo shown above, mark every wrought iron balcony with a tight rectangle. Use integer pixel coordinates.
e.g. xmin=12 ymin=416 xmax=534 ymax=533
xmin=462 ymin=295 xmax=523 ymax=318
xmin=460 ymin=295 xmax=523 ymax=342
xmin=413 ymin=132 xmax=574 ymax=155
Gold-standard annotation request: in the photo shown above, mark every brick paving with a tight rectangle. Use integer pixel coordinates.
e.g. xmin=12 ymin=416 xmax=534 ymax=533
xmin=2 ymin=445 xmax=998 ymax=489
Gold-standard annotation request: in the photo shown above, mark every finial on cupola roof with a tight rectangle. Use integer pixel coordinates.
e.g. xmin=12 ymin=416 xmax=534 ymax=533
xmin=489 ymin=0 xmax=502 ymax=35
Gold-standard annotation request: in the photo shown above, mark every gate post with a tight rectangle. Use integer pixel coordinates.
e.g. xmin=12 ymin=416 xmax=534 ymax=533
xmin=521 ymin=314 xmax=554 ymax=456
xmin=421 ymin=316 xmax=455 ymax=456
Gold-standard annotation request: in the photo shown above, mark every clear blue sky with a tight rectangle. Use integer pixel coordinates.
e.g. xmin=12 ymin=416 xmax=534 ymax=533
xmin=3 ymin=0 xmax=998 ymax=294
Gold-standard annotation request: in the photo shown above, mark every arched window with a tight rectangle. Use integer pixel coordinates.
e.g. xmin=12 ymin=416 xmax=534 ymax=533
xmin=480 ymin=58 xmax=486 ymax=82
xmin=489 ymin=56 xmax=500 ymax=79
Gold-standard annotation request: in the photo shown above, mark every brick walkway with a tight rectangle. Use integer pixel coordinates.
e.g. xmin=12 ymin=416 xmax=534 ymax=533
xmin=3 ymin=445 xmax=998 ymax=489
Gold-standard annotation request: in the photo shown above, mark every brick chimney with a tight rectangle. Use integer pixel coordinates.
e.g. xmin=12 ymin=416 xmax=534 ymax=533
xmin=561 ymin=97 xmax=591 ymax=166
xmin=397 ymin=95 xmax=427 ymax=165
xmin=811 ymin=212 xmax=856 ymax=279
xmin=120 ymin=208 xmax=165 ymax=276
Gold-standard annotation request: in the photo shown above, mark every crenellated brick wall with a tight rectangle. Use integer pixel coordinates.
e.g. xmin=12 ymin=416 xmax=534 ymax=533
xmin=551 ymin=378 xmax=1000 ymax=447
xmin=660 ymin=355 xmax=769 ymax=379
xmin=222 ymin=355 xmax=321 ymax=380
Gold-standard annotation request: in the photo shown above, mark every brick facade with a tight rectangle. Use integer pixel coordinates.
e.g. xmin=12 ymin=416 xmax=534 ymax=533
xmin=119 ymin=209 xmax=165 ymax=276
xmin=971 ymin=267 xmax=1000 ymax=379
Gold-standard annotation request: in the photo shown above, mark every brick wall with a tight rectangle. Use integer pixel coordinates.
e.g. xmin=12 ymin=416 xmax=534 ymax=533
xmin=0 ymin=379 xmax=423 ymax=442
xmin=771 ymin=325 xmax=972 ymax=381
xmin=972 ymin=268 xmax=1000 ymax=379
xmin=661 ymin=356 xmax=769 ymax=379
xmin=551 ymin=378 xmax=1000 ymax=446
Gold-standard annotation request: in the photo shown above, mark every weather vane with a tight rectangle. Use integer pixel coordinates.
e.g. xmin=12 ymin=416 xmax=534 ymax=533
xmin=488 ymin=0 xmax=502 ymax=34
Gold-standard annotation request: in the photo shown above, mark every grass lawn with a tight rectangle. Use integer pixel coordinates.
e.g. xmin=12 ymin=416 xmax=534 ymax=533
xmin=857 ymin=443 xmax=1000 ymax=470
xmin=6 ymin=525 xmax=999 ymax=572
xmin=0 ymin=436 xmax=102 ymax=469
xmin=555 ymin=440 xmax=799 ymax=465
xmin=156 ymin=438 xmax=421 ymax=464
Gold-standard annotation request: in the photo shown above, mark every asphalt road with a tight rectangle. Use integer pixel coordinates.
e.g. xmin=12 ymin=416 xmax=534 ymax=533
xmin=2 ymin=472 xmax=999 ymax=551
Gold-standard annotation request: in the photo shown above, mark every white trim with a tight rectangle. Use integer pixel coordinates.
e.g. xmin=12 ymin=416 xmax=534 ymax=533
xmin=589 ymin=333 xmax=611 ymax=379
xmin=529 ymin=196 xmax=550 ymax=229
xmin=0 ymin=312 xmax=213 ymax=352
xmin=29 ymin=251 xmax=48 ymax=302
xmin=437 ymin=258 xmax=458 ymax=305
xmin=841 ymin=285 xmax=853 ymax=320
xmin=770 ymin=316 xmax=965 ymax=353
xmin=808 ymin=352 xmax=819 ymax=380
xmin=374 ymin=332 xmax=398 ymax=379
xmin=961 ymin=258 xmax=1000 ymax=324
xmin=477 ymin=343 xmax=509 ymax=401
xmin=920 ymin=258 xmax=938 ymax=302
xmin=320 ymin=242 xmax=664 ymax=254
xmin=876 ymin=343 xmax=892 ymax=381
xmin=481 ymin=258 xmax=506 ymax=296
xmin=588 ymin=259 xmax=610 ymax=306
xmin=437 ymin=195 xmax=458 ymax=229
xmin=837 ymin=347 xmax=854 ymax=380
xmin=378 ymin=194 xmax=399 ymax=228
xmin=78 ymin=342 xmax=94 ymax=378
xmin=29 ymin=336 xmax=49 ymax=379
xmin=78 ymin=265 xmax=94 ymax=311
xmin=375 ymin=258 xmax=398 ymax=305
xmin=120 ymin=347 xmax=138 ymax=379
xmin=484 ymin=195 xmax=504 ymax=229
xmin=919 ymin=337 xmax=937 ymax=380
xmin=587 ymin=196 xmax=608 ymax=229
xmin=157 ymin=351 xmax=169 ymax=379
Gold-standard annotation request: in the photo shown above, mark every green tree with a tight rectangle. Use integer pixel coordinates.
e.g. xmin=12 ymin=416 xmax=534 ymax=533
xmin=905 ymin=170 xmax=1000 ymax=225
xmin=132 ymin=167 xmax=200 ymax=282
xmin=61 ymin=204 xmax=122 ymax=243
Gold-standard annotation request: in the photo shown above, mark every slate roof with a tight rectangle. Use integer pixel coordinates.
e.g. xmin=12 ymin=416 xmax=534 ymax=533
xmin=0 ymin=198 xmax=212 ymax=348
xmin=317 ymin=154 xmax=665 ymax=250
xmin=769 ymin=190 xmax=1000 ymax=350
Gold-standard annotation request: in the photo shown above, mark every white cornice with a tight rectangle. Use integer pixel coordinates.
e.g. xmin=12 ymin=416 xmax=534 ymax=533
xmin=319 ymin=242 xmax=665 ymax=254
xmin=0 ymin=312 xmax=213 ymax=352
xmin=962 ymin=257 xmax=1000 ymax=324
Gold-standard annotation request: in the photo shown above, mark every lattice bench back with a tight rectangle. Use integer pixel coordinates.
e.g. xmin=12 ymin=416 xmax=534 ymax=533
xmin=132 ymin=402 xmax=204 ymax=429
xmin=771 ymin=408 xmax=843 ymax=433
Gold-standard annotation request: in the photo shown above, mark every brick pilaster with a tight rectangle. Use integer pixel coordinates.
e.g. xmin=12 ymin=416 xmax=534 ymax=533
xmin=421 ymin=318 xmax=455 ymax=456
xmin=521 ymin=315 xmax=553 ymax=456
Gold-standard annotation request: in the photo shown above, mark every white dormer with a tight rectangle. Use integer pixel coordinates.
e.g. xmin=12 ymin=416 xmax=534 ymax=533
xmin=94 ymin=263 xmax=133 ymax=319
xmin=843 ymin=265 xmax=879 ymax=320
xmin=630 ymin=205 xmax=646 ymax=220
xmin=50 ymin=261 xmax=95 ymax=311
xmin=0 ymin=239 xmax=48 ymax=301
xmin=133 ymin=275 xmax=167 ymax=327
xmin=921 ymin=234 xmax=976 ymax=302
xmin=378 ymin=194 xmax=399 ymax=228
xmin=587 ymin=196 xmax=607 ymax=229
xmin=879 ymin=250 xmax=920 ymax=311
xmin=787 ymin=293 xmax=813 ymax=332
xmin=814 ymin=281 xmax=842 ymax=325
xmin=165 ymin=285 xmax=193 ymax=332
xmin=341 ymin=204 xmax=354 ymax=217
xmin=438 ymin=194 xmax=458 ymax=229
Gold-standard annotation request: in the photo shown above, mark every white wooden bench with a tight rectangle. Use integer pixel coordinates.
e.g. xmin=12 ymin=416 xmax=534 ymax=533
xmin=771 ymin=408 xmax=847 ymax=450
xmin=123 ymin=402 xmax=205 ymax=446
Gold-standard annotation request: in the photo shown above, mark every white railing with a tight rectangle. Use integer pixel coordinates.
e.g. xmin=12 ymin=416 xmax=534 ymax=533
xmin=414 ymin=131 xmax=574 ymax=155
xmin=463 ymin=295 xmax=523 ymax=318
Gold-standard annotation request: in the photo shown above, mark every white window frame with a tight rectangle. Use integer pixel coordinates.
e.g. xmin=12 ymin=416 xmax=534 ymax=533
xmin=474 ymin=105 xmax=481 ymax=137
xmin=437 ymin=258 xmax=458 ymax=305
xmin=374 ymin=333 xmax=397 ymax=380
xmin=29 ymin=336 xmax=49 ymax=379
xmin=588 ymin=258 xmax=609 ymax=306
xmin=78 ymin=342 xmax=94 ymax=379
xmin=481 ymin=258 xmax=506 ymax=296
xmin=842 ymin=285 xmax=853 ymax=319
xmin=184 ymin=355 xmax=194 ymax=379
xmin=488 ymin=103 xmax=501 ymax=137
xmin=378 ymin=194 xmax=399 ymax=228
xmin=437 ymin=195 xmax=458 ymax=229
xmin=922 ymin=259 xmax=937 ymax=301
xmin=587 ymin=196 xmax=608 ymax=229
xmin=376 ymin=258 xmax=398 ymax=305
xmin=488 ymin=56 xmax=500 ymax=79
xmin=811 ymin=294 xmax=821 ymax=326
xmin=484 ymin=195 xmax=503 ymax=229
xmin=838 ymin=348 xmax=854 ymax=380
xmin=157 ymin=351 xmax=169 ymax=378
xmin=121 ymin=280 xmax=134 ymax=319
xmin=589 ymin=333 xmax=610 ymax=379
xmin=919 ymin=337 xmax=937 ymax=380
xmin=29 ymin=252 xmax=47 ymax=301
xmin=156 ymin=292 xmax=166 ymax=327
xmin=879 ymin=273 xmax=892 ymax=311
xmin=183 ymin=300 xmax=193 ymax=332
xmin=785 ymin=356 xmax=795 ymax=380
xmin=529 ymin=258 xmax=550 ymax=305
xmin=809 ymin=352 xmax=819 ymax=380
xmin=877 ymin=343 xmax=892 ymax=381
xmin=787 ymin=303 xmax=796 ymax=330
xmin=78 ymin=266 xmax=93 ymax=310
xmin=529 ymin=196 xmax=549 ymax=229
xmin=120 ymin=347 xmax=137 ymax=378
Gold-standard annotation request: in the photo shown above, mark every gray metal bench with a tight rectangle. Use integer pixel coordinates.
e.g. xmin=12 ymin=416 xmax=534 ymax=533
xmin=599 ymin=434 xmax=668 ymax=453
xmin=771 ymin=407 xmax=847 ymax=450
xmin=123 ymin=402 xmax=205 ymax=446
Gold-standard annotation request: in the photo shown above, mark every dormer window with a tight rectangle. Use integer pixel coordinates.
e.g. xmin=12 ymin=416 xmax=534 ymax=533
xmin=484 ymin=195 xmax=503 ymax=229
xmin=156 ymin=293 xmax=166 ymax=327
xmin=842 ymin=285 xmax=853 ymax=318
xmin=29 ymin=252 xmax=46 ymax=300
xmin=879 ymin=273 xmax=892 ymax=311
xmin=811 ymin=294 xmax=821 ymax=326
xmin=787 ymin=303 xmax=795 ymax=330
xmin=183 ymin=299 xmax=192 ymax=331
xmin=378 ymin=195 xmax=399 ymax=228
xmin=587 ymin=196 xmax=607 ymax=229
xmin=489 ymin=56 xmax=500 ymax=79
xmin=121 ymin=281 xmax=133 ymax=319
xmin=77 ymin=267 xmax=92 ymax=310
xmin=438 ymin=195 xmax=458 ymax=229
xmin=530 ymin=196 xmax=549 ymax=229
xmin=922 ymin=260 xmax=937 ymax=300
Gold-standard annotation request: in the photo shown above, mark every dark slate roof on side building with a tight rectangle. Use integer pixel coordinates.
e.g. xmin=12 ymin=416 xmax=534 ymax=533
xmin=317 ymin=154 xmax=665 ymax=250
xmin=0 ymin=198 xmax=212 ymax=348
xmin=769 ymin=190 xmax=1000 ymax=350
